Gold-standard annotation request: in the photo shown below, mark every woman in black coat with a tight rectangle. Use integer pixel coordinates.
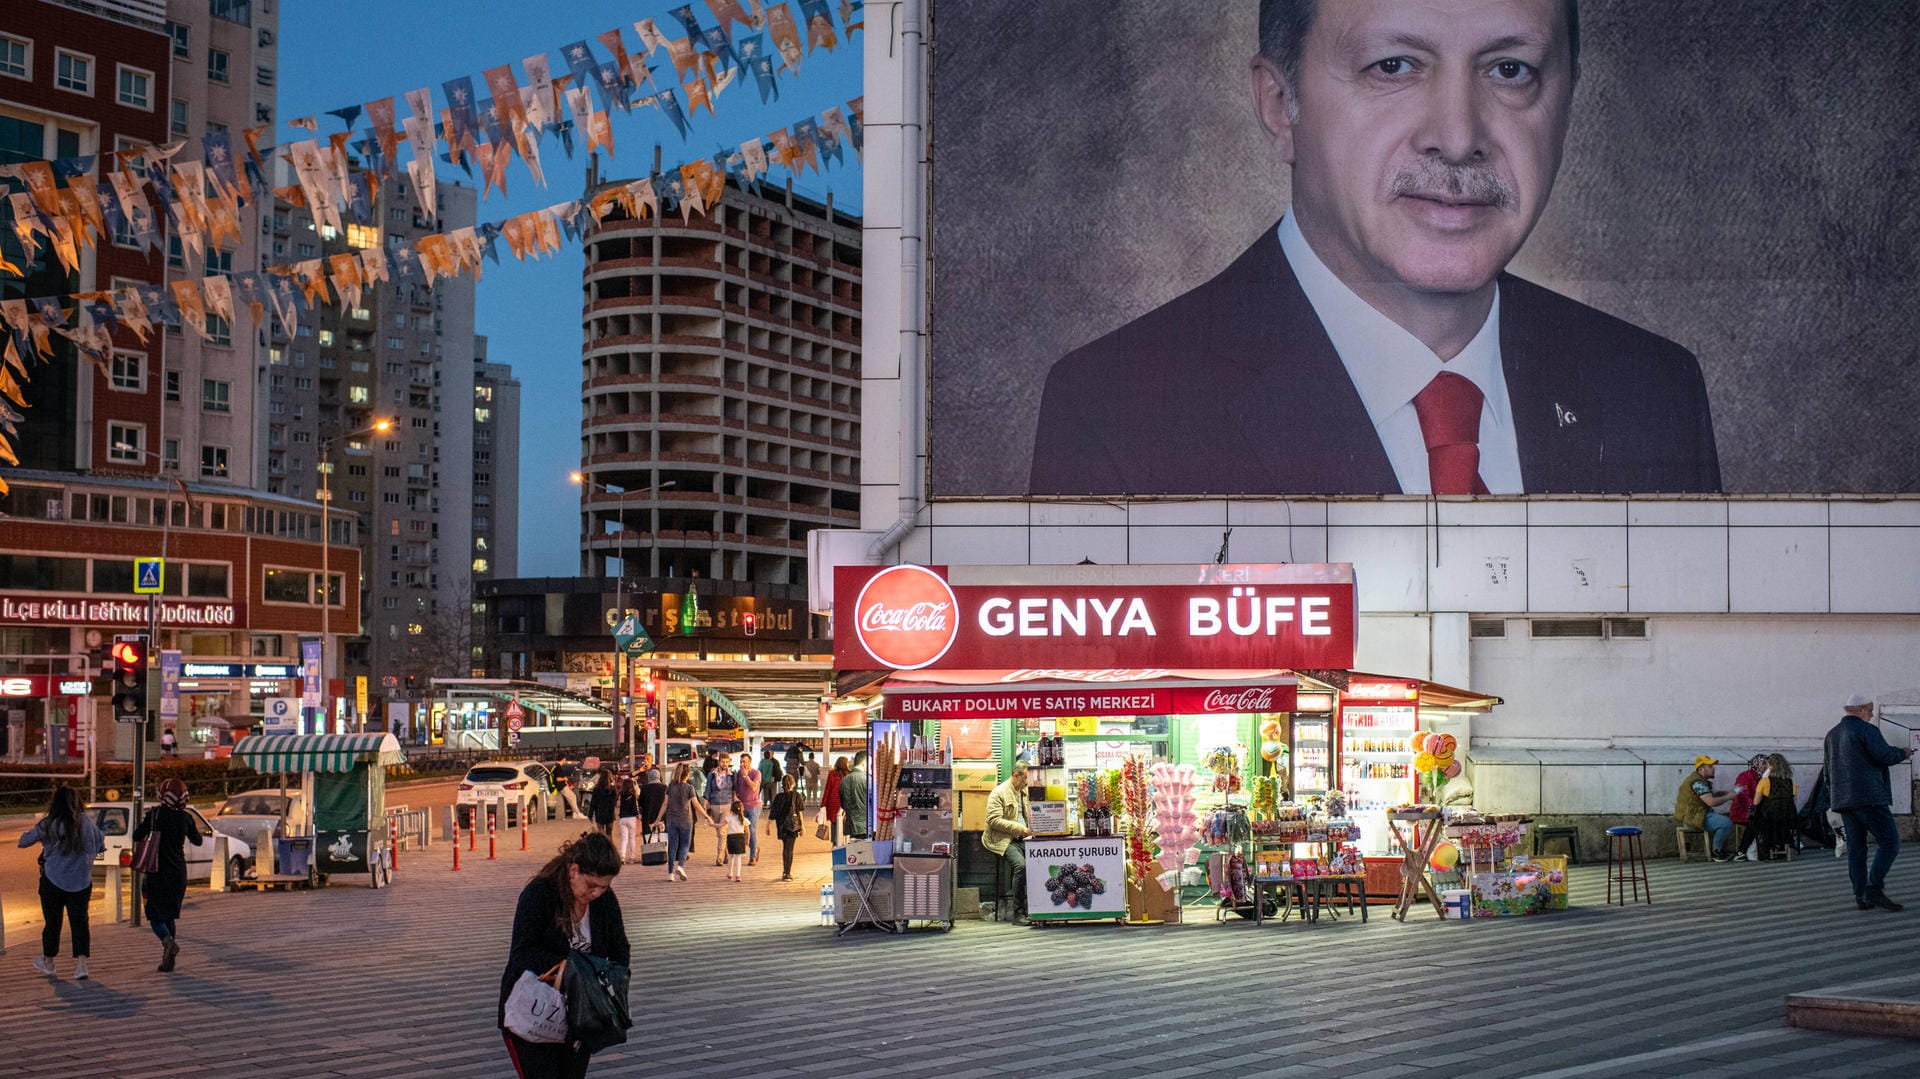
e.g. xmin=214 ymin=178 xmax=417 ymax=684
xmin=131 ymin=777 xmax=203 ymax=972
xmin=588 ymin=768 xmax=618 ymax=837
xmin=499 ymin=831 xmax=629 ymax=1078
xmin=769 ymin=774 xmax=805 ymax=881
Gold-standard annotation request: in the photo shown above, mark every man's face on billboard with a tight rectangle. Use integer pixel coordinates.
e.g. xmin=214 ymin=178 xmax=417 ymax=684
xmin=1259 ymin=0 xmax=1575 ymax=301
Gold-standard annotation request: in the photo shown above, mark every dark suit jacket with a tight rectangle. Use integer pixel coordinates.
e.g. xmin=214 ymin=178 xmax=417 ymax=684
xmin=1029 ymin=224 xmax=1721 ymax=496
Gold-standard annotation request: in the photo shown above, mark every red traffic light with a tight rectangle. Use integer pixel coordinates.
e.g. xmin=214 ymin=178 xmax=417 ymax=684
xmin=111 ymin=641 xmax=144 ymax=665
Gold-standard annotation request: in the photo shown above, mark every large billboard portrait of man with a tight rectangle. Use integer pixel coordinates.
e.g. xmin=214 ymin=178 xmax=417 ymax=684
xmin=928 ymin=1 xmax=1920 ymax=498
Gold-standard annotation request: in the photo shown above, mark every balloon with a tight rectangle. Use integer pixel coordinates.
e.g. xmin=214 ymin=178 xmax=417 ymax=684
xmin=1432 ymin=747 xmax=1455 ymax=766
xmin=1430 ymin=844 xmax=1459 ymax=871
xmin=1260 ymin=740 xmax=1284 ymax=762
xmin=1413 ymin=751 xmax=1439 ymax=773
xmin=1437 ymin=734 xmax=1458 ymax=755
xmin=1442 ymin=760 xmax=1462 ymax=778
xmin=1260 ymin=718 xmax=1284 ymax=740
xmin=1409 ymin=732 xmax=1431 ymax=753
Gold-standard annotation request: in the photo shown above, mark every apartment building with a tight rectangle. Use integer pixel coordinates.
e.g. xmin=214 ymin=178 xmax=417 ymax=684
xmin=263 ymin=172 xmax=488 ymax=707
xmin=576 ymin=169 xmax=861 ymax=589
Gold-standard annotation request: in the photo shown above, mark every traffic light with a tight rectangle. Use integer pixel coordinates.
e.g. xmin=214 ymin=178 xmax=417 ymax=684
xmin=110 ymin=637 xmax=149 ymax=725
xmin=742 ymin=611 xmax=757 ymax=637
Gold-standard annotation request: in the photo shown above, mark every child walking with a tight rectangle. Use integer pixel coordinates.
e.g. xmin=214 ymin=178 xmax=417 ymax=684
xmin=724 ymin=799 xmax=749 ymax=881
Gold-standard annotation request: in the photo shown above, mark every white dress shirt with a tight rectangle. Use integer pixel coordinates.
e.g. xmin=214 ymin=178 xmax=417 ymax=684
xmin=1276 ymin=214 xmax=1524 ymax=495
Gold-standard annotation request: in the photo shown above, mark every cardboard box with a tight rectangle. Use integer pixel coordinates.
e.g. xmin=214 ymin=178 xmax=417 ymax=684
xmin=1467 ymin=870 xmax=1555 ymax=917
xmin=1441 ymin=888 xmax=1471 ymax=920
xmin=1520 ymin=855 xmax=1570 ymax=909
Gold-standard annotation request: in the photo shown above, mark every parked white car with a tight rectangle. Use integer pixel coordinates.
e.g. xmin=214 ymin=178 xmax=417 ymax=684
xmin=90 ymin=802 xmax=253 ymax=886
xmin=456 ymin=760 xmax=553 ymax=827
xmin=210 ymin=788 xmax=311 ymax=843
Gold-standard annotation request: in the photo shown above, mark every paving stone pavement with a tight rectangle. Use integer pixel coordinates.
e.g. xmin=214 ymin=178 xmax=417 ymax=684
xmin=2 ymin=826 xmax=1918 ymax=1078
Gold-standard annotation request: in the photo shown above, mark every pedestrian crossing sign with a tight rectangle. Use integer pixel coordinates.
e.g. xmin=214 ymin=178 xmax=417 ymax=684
xmin=134 ymin=558 xmax=164 ymax=594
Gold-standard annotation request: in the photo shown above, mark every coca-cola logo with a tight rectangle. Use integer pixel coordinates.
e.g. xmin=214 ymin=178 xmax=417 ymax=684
xmin=853 ymin=565 xmax=960 ymax=670
xmin=1202 ymin=687 xmax=1277 ymax=712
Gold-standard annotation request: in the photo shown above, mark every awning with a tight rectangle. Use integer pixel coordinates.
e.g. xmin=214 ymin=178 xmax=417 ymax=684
xmin=233 ymin=733 xmax=406 ymax=774
xmin=1341 ymin=671 xmax=1503 ymax=711
xmin=880 ymin=669 xmax=1298 ymax=720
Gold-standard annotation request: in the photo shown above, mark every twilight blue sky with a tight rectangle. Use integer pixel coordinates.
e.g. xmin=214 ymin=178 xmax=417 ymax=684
xmin=278 ymin=2 xmax=864 ymax=577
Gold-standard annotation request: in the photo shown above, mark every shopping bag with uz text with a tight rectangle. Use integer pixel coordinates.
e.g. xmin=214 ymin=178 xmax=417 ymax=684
xmin=562 ymin=949 xmax=632 ymax=1053
xmin=639 ymin=828 xmax=667 ymax=866
xmin=503 ymin=968 xmax=569 ymax=1044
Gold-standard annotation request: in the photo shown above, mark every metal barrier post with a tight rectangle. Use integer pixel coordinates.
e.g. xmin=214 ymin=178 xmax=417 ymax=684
xmin=389 ymin=816 xmax=401 ymax=871
xmin=521 ymin=796 xmax=529 ymax=851
xmin=106 ymin=865 xmax=125 ymax=923
xmin=469 ymin=803 xmax=477 ymax=851
xmin=209 ymin=835 xmax=229 ymax=891
xmin=452 ymin=807 xmax=462 ymax=871
xmin=488 ymin=803 xmax=498 ymax=861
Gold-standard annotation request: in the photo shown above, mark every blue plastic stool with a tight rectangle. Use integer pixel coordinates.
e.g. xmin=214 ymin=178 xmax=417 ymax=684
xmin=1606 ymin=826 xmax=1651 ymax=905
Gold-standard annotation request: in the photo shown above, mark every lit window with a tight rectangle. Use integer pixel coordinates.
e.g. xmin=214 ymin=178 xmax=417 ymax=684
xmin=349 ymin=306 xmax=371 ymax=321
xmin=110 ymin=350 xmax=144 ymax=391
xmin=2 ymin=35 xmax=31 ymax=80
xmin=407 ymin=623 xmax=423 ymax=635
xmin=200 ymin=445 xmax=229 ymax=477
xmin=207 ymin=48 xmax=229 ymax=84
xmin=268 ymin=348 xmax=284 ymax=364
xmin=345 ymin=224 xmax=380 ymax=249
xmin=318 ymin=223 xmax=339 ymax=241
xmin=473 ymin=407 xmax=490 ymax=423
xmin=117 ymin=65 xmax=152 ymax=109
xmin=472 ymin=559 xmax=490 ymax=574
xmin=318 ymin=329 xmax=334 ymax=345
xmin=348 ymin=385 xmax=369 ymax=403
xmin=108 ymin=423 xmax=143 ymax=462
xmin=55 ymin=49 xmax=90 ymax=94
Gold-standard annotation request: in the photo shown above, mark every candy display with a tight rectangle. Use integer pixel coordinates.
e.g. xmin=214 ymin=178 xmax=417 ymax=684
xmin=1249 ymin=774 xmax=1280 ymax=819
xmin=1149 ymin=762 xmax=1201 ymax=888
xmin=1201 ymin=746 xmax=1243 ymax=793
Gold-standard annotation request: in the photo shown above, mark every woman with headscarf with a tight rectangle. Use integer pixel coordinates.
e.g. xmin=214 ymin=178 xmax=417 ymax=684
xmin=823 ymin=756 xmax=850 ymax=846
xmin=18 ymin=785 xmax=106 ymax=979
xmin=131 ymin=777 xmax=204 ymax=972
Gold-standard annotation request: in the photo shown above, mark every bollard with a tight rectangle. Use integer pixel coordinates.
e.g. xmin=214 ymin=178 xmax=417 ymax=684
xmin=521 ymin=798 xmax=529 ymax=851
xmin=468 ymin=803 xmax=477 ymax=851
xmin=390 ymin=816 xmax=401 ymax=871
xmin=452 ymin=809 xmax=462 ymax=871
xmin=209 ymin=835 xmax=229 ymax=891
xmin=488 ymin=805 xmax=497 ymax=861
xmin=1 ymin=886 xmax=7 ymax=954
xmin=107 ymin=865 xmax=126 ymax=923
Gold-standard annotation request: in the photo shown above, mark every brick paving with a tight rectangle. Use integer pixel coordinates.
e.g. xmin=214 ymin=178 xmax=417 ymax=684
xmin=2 ymin=822 xmax=1918 ymax=1078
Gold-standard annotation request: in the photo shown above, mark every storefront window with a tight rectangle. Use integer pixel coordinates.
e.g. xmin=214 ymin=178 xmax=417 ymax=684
xmin=263 ymin=567 xmax=310 ymax=604
xmin=0 ymin=555 xmax=86 ymax=592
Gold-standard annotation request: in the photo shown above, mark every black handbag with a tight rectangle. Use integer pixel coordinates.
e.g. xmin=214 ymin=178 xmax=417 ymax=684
xmin=562 ymin=949 xmax=632 ymax=1054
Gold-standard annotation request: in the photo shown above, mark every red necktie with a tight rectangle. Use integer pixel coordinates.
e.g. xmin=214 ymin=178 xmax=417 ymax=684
xmin=1412 ymin=371 xmax=1489 ymax=495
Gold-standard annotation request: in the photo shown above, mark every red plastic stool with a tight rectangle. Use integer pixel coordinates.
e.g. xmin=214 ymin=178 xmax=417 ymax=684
xmin=1606 ymin=826 xmax=1651 ymax=905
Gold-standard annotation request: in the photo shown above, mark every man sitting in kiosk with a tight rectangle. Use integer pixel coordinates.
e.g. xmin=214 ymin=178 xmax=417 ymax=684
xmin=985 ymin=761 xmax=1033 ymax=923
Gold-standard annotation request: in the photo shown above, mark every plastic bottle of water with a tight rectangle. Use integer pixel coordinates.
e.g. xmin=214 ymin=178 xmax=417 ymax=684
xmin=819 ymin=882 xmax=835 ymax=925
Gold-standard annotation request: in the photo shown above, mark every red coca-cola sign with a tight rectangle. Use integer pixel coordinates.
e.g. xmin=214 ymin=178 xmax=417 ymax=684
xmin=834 ymin=563 xmax=1356 ymax=672
xmin=850 ymin=565 xmax=960 ymax=670
xmin=1201 ymin=686 xmax=1278 ymax=712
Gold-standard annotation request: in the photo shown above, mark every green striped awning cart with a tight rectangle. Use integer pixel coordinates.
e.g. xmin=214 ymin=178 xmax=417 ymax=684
xmin=233 ymin=733 xmax=407 ymax=774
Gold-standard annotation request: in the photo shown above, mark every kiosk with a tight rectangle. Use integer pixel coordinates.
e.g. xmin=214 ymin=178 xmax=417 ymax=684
xmin=232 ymin=733 xmax=406 ymax=888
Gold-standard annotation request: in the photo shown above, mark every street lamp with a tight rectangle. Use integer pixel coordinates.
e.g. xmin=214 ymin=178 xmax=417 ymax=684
xmin=319 ymin=417 xmax=392 ymax=733
xmin=571 ymin=470 xmax=674 ymax=769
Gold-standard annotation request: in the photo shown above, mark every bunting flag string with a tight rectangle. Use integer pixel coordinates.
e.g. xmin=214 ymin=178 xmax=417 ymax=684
xmin=0 ymin=93 xmax=864 ymax=490
xmin=2 ymin=0 xmax=863 ymax=276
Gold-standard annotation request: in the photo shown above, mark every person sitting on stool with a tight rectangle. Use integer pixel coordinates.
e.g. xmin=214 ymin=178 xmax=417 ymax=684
xmin=985 ymin=761 xmax=1033 ymax=923
xmin=1674 ymin=755 xmax=1736 ymax=861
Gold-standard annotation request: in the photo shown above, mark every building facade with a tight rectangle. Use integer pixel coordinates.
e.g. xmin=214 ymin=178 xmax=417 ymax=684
xmin=472 ymin=338 xmax=519 ymax=585
xmin=0 ymin=469 xmax=357 ymax=761
xmin=263 ymin=172 xmax=485 ymax=710
xmin=577 ymin=167 xmax=861 ymax=589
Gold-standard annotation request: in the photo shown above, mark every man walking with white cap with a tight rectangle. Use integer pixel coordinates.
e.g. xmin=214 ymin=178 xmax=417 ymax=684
xmin=1824 ymin=692 xmax=1914 ymax=911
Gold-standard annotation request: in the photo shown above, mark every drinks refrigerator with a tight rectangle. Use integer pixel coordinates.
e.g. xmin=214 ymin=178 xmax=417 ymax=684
xmin=1290 ymin=713 xmax=1332 ymax=799
xmin=1338 ymin=680 xmax=1421 ymax=856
